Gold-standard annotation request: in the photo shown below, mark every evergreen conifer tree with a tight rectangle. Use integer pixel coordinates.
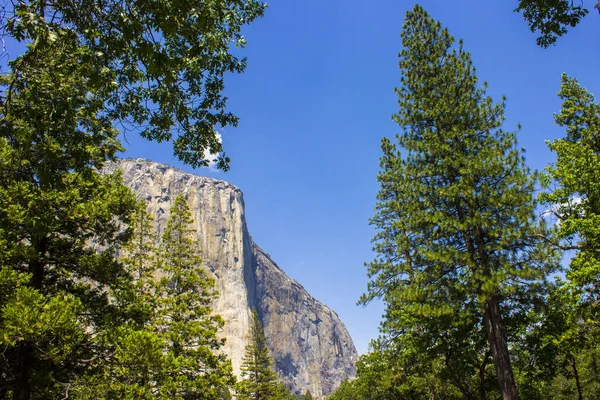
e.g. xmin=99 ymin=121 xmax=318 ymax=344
xmin=154 ymin=195 xmax=234 ymax=398
xmin=71 ymin=208 xmax=163 ymax=399
xmin=362 ymin=6 xmax=554 ymax=400
xmin=1 ymin=0 xmax=265 ymax=395
xmin=72 ymin=197 xmax=235 ymax=399
xmin=0 ymin=36 xmax=138 ymax=400
xmin=238 ymin=309 xmax=279 ymax=400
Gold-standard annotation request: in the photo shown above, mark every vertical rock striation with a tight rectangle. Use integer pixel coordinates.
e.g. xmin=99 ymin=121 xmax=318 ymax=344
xmin=108 ymin=158 xmax=357 ymax=397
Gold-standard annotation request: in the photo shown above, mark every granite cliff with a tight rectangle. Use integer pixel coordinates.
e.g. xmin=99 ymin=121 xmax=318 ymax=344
xmin=107 ymin=158 xmax=357 ymax=397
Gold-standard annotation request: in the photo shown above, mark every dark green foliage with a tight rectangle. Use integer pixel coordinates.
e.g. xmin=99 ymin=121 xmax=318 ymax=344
xmin=0 ymin=37 xmax=237 ymax=397
xmin=511 ymin=279 xmax=600 ymax=400
xmin=73 ymin=197 xmax=235 ymax=399
xmin=237 ymin=309 xmax=280 ymax=400
xmin=0 ymin=36 xmax=138 ymax=399
xmin=361 ymin=5 xmax=554 ymax=399
xmin=515 ymin=0 xmax=590 ymax=47
xmin=327 ymin=378 xmax=357 ymax=400
xmin=154 ymin=195 xmax=234 ymax=398
xmin=329 ymin=341 xmax=464 ymax=400
xmin=274 ymin=383 xmax=297 ymax=400
xmin=1 ymin=0 xmax=265 ymax=396
xmin=3 ymin=0 xmax=266 ymax=169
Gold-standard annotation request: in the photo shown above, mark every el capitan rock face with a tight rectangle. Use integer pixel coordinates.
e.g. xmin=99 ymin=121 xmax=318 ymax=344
xmin=107 ymin=158 xmax=357 ymax=397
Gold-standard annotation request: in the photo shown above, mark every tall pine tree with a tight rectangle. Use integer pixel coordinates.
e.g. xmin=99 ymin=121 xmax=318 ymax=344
xmin=71 ymin=197 xmax=235 ymax=399
xmin=238 ymin=309 xmax=279 ymax=400
xmin=362 ymin=6 xmax=554 ymax=400
xmin=154 ymin=195 xmax=234 ymax=398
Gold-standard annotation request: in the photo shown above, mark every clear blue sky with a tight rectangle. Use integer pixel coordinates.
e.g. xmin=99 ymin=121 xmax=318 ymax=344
xmin=121 ymin=1 xmax=600 ymax=354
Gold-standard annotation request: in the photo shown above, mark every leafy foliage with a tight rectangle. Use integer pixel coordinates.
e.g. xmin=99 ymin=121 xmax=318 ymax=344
xmin=515 ymin=0 xmax=590 ymax=47
xmin=0 ymin=35 xmax=138 ymax=399
xmin=531 ymin=74 xmax=600 ymax=399
xmin=541 ymin=74 xmax=600 ymax=298
xmin=2 ymin=0 xmax=266 ymax=169
xmin=333 ymin=342 xmax=465 ymax=400
xmin=0 ymin=0 xmax=266 ymax=396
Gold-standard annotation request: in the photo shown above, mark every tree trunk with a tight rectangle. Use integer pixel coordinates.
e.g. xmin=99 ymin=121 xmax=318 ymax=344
xmin=13 ymin=237 xmax=47 ymax=400
xmin=479 ymin=350 xmax=490 ymax=400
xmin=483 ymin=297 xmax=518 ymax=400
xmin=12 ymin=342 xmax=32 ymax=400
xmin=569 ymin=354 xmax=583 ymax=400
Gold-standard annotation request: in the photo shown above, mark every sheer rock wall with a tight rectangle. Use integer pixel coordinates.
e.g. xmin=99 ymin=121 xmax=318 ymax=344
xmin=110 ymin=159 xmax=357 ymax=397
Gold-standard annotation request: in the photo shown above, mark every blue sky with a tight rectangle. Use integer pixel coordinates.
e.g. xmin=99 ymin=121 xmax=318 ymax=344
xmin=122 ymin=1 xmax=600 ymax=354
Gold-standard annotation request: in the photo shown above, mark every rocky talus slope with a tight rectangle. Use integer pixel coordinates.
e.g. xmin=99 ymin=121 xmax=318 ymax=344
xmin=107 ymin=159 xmax=357 ymax=397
